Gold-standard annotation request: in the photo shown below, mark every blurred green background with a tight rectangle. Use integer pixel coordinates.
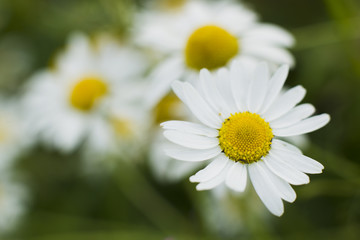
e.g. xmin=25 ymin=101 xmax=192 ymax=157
xmin=0 ymin=0 xmax=359 ymax=239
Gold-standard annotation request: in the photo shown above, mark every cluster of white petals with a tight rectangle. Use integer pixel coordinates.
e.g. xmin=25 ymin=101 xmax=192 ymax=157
xmin=162 ymin=61 xmax=330 ymax=216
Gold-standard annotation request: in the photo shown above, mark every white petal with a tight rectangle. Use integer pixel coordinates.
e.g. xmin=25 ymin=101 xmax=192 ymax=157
xmin=242 ymin=44 xmax=295 ymax=66
xmin=52 ymin=114 xmax=85 ymax=152
xmin=259 ymin=65 xmax=289 ymax=114
xmin=171 ymin=80 xmax=187 ymax=105
xmin=273 ymin=114 xmax=330 ymax=137
xmin=182 ymin=82 xmax=223 ymax=128
xmin=262 ymin=86 xmax=306 ymax=121
xmin=161 ymin=120 xmax=219 ymax=137
xmin=270 ymin=104 xmax=315 ymax=129
xmin=215 ymin=68 xmax=237 ymax=113
xmin=247 ymin=62 xmax=269 ymax=112
xmin=196 ymin=162 xmax=231 ymax=190
xmin=262 ymin=163 xmax=296 ymax=203
xmin=198 ymin=69 xmax=232 ymax=117
xmin=198 ymin=69 xmax=219 ymax=111
xmin=242 ymin=24 xmax=295 ymax=47
xmin=271 ymin=145 xmax=324 ymax=174
xmin=264 ymin=153 xmax=310 ymax=185
xmin=190 ymin=154 xmax=229 ymax=182
xmin=164 ymin=130 xmax=219 ymax=149
xmin=248 ymin=162 xmax=284 ymax=216
xmin=230 ymin=60 xmax=249 ymax=111
xmin=164 ymin=144 xmax=221 ymax=162
xmin=225 ymin=162 xmax=247 ymax=192
xmin=272 ymin=139 xmax=302 ymax=154
xmin=145 ymin=57 xmax=184 ymax=109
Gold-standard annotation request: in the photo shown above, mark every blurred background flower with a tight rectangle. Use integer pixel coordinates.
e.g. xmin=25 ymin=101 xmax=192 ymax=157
xmin=0 ymin=0 xmax=359 ymax=239
xmin=135 ymin=0 xmax=295 ymax=109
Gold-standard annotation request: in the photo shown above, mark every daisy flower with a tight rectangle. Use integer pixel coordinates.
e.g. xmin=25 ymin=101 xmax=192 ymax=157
xmin=135 ymin=0 xmax=295 ymax=108
xmin=23 ymin=33 xmax=149 ymax=154
xmin=161 ymin=61 xmax=330 ymax=216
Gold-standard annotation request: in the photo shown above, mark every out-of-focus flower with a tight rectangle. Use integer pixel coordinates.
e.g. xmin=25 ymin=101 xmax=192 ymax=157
xmin=147 ymin=91 xmax=200 ymax=182
xmin=22 ymin=33 xmax=150 ymax=164
xmin=0 ymin=98 xmax=30 ymax=170
xmin=135 ymin=0 xmax=295 ymax=108
xmin=0 ymin=173 xmax=27 ymax=233
xmin=149 ymin=131 xmax=204 ymax=182
xmin=161 ymin=61 xmax=330 ymax=216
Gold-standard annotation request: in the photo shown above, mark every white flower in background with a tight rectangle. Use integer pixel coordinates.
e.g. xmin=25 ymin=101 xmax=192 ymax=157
xmin=0 ymin=98 xmax=29 ymax=170
xmin=161 ymin=61 xmax=330 ymax=216
xmin=147 ymin=91 xmax=203 ymax=182
xmin=0 ymin=99 xmax=29 ymax=233
xmin=135 ymin=0 xmax=295 ymax=108
xmin=83 ymin=97 xmax=151 ymax=172
xmin=0 ymin=174 xmax=27 ymax=233
xmin=22 ymin=33 xmax=150 ymax=156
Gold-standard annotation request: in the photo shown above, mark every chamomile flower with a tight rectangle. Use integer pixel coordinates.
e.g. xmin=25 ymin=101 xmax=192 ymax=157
xmin=136 ymin=0 xmax=295 ymax=108
xmin=161 ymin=61 xmax=330 ymax=216
xmin=23 ymin=33 xmax=149 ymax=154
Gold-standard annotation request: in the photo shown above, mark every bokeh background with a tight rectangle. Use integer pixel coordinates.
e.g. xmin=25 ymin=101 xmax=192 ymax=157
xmin=0 ymin=0 xmax=359 ymax=239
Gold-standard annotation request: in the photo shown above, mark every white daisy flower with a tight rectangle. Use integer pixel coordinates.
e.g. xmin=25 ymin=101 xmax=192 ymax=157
xmin=22 ymin=33 xmax=149 ymax=154
xmin=135 ymin=0 xmax=295 ymax=108
xmin=161 ymin=61 xmax=330 ymax=216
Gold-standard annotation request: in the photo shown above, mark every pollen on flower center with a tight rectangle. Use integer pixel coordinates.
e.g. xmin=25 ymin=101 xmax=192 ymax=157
xmin=218 ymin=112 xmax=273 ymax=164
xmin=70 ymin=77 xmax=108 ymax=111
xmin=185 ymin=25 xmax=239 ymax=71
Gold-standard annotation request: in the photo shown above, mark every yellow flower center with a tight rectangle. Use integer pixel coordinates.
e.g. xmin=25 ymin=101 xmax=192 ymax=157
xmin=219 ymin=112 xmax=273 ymax=164
xmin=185 ymin=25 xmax=239 ymax=71
xmin=70 ymin=77 xmax=108 ymax=111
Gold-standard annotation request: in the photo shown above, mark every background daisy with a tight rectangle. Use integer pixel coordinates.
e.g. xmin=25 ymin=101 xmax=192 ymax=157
xmin=22 ymin=33 xmax=149 ymax=156
xmin=135 ymin=0 xmax=295 ymax=108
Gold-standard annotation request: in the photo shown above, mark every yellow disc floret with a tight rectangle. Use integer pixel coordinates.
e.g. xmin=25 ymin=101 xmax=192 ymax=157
xmin=185 ymin=25 xmax=239 ymax=71
xmin=70 ymin=77 xmax=108 ymax=111
xmin=219 ymin=112 xmax=273 ymax=164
